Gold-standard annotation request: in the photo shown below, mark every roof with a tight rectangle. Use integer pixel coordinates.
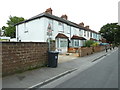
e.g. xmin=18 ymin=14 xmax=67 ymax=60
xmin=15 ymin=12 xmax=99 ymax=34
xmin=15 ymin=12 xmax=82 ymax=29
xmin=99 ymin=39 xmax=102 ymax=41
xmin=71 ymin=35 xmax=86 ymax=40
xmin=90 ymin=38 xmax=97 ymax=41
xmin=55 ymin=33 xmax=69 ymax=39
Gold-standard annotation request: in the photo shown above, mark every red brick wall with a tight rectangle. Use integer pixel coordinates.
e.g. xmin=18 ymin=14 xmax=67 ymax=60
xmin=79 ymin=47 xmax=93 ymax=57
xmin=93 ymin=46 xmax=105 ymax=52
xmin=78 ymin=46 xmax=105 ymax=57
xmin=2 ymin=42 xmax=55 ymax=76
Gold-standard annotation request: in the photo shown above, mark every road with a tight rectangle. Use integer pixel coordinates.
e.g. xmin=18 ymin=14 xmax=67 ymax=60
xmin=40 ymin=49 xmax=118 ymax=88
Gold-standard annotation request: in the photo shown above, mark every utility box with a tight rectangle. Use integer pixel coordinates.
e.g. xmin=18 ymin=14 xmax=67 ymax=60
xmin=48 ymin=51 xmax=59 ymax=68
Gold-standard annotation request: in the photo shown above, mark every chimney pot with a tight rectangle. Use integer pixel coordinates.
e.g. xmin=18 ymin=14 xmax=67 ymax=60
xmin=61 ymin=14 xmax=68 ymax=20
xmin=79 ymin=22 xmax=84 ymax=27
xmin=85 ymin=25 xmax=89 ymax=29
xmin=45 ymin=8 xmax=52 ymax=14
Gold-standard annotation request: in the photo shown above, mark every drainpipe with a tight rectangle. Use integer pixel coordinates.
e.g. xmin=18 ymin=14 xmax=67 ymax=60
xmin=68 ymin=26 xmax=72 ymax=50
xmin=70 ymin=26 xmax=71 ymax=40
xmin=16 ymin=25 xmax=19 ymax=42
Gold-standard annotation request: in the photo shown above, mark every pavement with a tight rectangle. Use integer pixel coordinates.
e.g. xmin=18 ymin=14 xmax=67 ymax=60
xmin=2 ymin=47 xmax=118 ymax=88
xmin=45 ymin=49 xmax=118 ymax=88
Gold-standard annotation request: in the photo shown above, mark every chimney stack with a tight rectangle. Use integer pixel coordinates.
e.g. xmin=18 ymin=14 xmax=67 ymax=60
xmin=85 ymin=25 xmax=90 ymax=29
xmin=61 ymin=14 xmax=68 ymax=20
xmin=79 ymin=22 xmax=84 ymax=27
xmin=45 ymin=8 xmax=52 ymax=14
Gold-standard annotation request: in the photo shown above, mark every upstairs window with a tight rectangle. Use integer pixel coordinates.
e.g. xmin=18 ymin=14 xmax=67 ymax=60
xmin=84 ymin=30 xmax=86 ymax=37
xmin=79 ymin=29 xmax=83 ymax=36
xmin=87 ymin=31 xmax=89 ymax=37
xmin=58 ymin=22 xmax=64 ymax=32
xmin=67 ymin=26 xmax=70 ymax=34
xmin=74 ymin=28 xmax=77 ymax=35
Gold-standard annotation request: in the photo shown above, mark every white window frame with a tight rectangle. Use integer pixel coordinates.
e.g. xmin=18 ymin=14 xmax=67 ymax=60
xmin=73 ymin=39 xmax=79 ymax=47
xmin=58 ymin=22 xmax=64 ymax=32
xmin=60 ymin=38 xmax=67 ymax=47
xmin=84 ymin=30 xmax=86 ymax=37
xmin=87 ymin=31 xmax=89 ymax=37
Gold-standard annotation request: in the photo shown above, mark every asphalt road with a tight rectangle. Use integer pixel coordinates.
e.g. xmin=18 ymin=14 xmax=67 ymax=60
xmin=40 ymin=49 xmax=118 ymax=88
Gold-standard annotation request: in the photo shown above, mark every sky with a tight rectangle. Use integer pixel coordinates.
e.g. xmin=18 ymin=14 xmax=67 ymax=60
xmin=0 ymin=0 xmax=119 ymax=32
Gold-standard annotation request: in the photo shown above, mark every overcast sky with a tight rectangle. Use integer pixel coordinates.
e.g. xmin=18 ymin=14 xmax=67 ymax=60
xmin=0 ymin=0 xmax=119 ymax=32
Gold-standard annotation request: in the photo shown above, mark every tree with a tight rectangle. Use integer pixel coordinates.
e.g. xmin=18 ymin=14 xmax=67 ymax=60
xmin=0 ymin=28 xmax=2 ymax=36
xmin=99 ymin=23 xmax=120 ymax=45
xmin=2 ymin=16 xmax=25 ymax=38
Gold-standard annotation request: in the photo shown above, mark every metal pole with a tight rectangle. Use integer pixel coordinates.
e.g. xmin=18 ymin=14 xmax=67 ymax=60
xmin=48 ymin=35 xmax=51 ymax=51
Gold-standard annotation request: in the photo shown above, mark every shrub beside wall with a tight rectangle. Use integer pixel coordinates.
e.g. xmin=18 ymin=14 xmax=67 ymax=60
xmin=2 ymin=42 xmax=55 ymax=76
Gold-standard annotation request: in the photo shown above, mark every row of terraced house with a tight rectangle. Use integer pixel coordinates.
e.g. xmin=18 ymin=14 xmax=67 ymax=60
xmin=15 ymin=8 xmax=103 ymax=53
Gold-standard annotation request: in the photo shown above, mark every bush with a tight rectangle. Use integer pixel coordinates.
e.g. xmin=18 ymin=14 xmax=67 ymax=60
xmin=91 ymin=42 xmax=99 ymax=47
xmin=84 ymin=40 xmax=94 ymax=47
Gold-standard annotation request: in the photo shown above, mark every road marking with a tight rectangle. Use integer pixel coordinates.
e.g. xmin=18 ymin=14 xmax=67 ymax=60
xmin=92 ymin=54 xmax=107 ymax=62
xmin=27 ymin=68 xmax=77 ymax=89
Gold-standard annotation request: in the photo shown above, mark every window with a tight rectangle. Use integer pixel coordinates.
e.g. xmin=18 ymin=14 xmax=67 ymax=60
xmin=58 ymin=22 xmax=64 ymax=32
xmin=79 ymin=29 xmax=83 ymax=36
xmin=84 ymin=30 xmax=86 ymax=37
xmin=87 ymin=31 xmax=89 ymax=37
xmin=74 ymin=28 xmax=78 ymax=35
xmin=90 ymin=32 xmax=92 ymax=37
xmin=60 ymin=39 xmax=67 ymax=47
xmin=67 ymin=26 xmax=70 ymax=34
xmin=74 ymin=40 xmax=79 ymax=47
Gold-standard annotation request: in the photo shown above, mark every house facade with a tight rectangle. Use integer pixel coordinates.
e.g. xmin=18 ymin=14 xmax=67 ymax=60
xmin=15 ymin=8 xmax=102 ymax=53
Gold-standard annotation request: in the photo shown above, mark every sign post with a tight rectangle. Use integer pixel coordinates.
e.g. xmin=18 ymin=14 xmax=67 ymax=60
xmin=47 ymin=23 xmax=52 ymax=51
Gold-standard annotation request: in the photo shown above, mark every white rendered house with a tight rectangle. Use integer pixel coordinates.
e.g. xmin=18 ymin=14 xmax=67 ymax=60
xmin=15 ymin=8 xmax=101 ymax=53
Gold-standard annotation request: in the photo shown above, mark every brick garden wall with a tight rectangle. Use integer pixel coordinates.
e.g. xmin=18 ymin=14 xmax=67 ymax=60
xmin=2 ymin=42 xmax=55 ymax=76
xmin=79 ymin=47 xmax=93 ymax=57
xmin=78 ymin=46 xmax=105 ymax=57
xmin=93 ymin=46 xmax=105 ymax=52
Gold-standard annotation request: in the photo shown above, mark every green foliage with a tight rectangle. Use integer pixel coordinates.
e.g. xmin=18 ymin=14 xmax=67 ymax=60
xmin=99 ymin=23 xmax=120 ymax=45
xmin=0 ymin=28 xmax=1 ymax=36
xmin=84 ymin=40 xmax=94 ymax=47
xmin=2 ymin=16 xmax=25 ymax=38
xmin=91 ymin=42 xmax=99 ymax=47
